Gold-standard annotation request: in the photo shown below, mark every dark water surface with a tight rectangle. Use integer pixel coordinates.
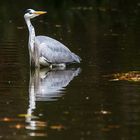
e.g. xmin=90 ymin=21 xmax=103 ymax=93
xmin=0 ymin=0 xmax=140 ymax=140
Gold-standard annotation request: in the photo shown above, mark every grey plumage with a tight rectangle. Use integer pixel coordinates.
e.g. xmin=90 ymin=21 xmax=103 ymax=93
xmin=35 ymin=36 xmax=81 ymax=64
xmin=24 ymin=9 xmax=81 ymax=67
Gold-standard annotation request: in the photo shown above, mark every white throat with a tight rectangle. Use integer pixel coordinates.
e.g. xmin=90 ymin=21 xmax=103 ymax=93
xmin=25 ymin=18 xmax=35 ymax=53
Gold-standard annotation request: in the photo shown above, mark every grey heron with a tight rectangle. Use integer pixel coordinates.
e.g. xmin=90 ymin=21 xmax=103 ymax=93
xmin=24 ymin=9 xmax=81 ymax=68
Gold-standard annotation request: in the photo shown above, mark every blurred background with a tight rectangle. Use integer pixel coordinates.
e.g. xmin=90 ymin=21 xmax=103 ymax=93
xmin=0 ymin=0 xmax=140 ymax=140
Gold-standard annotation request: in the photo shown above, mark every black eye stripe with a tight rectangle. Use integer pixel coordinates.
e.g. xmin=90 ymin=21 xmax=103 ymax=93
xmin=25 ymin=9 xmax=32 ymax=14
xmin=25 ymin=9 xmax=30 ymax=13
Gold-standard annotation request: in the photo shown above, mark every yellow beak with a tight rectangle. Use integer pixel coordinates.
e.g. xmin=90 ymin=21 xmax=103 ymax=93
xmin=34 ymin=11 xmax=47 ymax=15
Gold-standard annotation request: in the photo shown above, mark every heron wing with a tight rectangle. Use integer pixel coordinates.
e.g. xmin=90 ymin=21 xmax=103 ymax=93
xmin=35 ymin=36 xmax=81 ymax=64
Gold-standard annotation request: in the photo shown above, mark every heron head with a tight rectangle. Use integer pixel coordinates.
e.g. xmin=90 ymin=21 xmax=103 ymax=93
xmin=24 ymin=9 xmax=47 ymax=19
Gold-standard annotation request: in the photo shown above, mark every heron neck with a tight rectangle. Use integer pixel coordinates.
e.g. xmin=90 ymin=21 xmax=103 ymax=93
xmin=25 ymin=18 xmax=36 ymax=52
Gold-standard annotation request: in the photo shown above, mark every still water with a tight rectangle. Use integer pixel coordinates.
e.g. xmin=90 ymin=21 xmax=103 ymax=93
xmin=0 ymin=0 xmax=140 ymax=140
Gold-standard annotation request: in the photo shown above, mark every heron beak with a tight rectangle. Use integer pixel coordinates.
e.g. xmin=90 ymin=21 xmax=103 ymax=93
xmin=34 ymin=11 xmax=47 ymax=15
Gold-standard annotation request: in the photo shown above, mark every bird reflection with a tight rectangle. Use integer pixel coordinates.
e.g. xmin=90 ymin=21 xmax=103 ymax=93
xmin=26 ymin=67 xmax=81 ymax=132
xmin=30 ymin=67 xmax=81 ymax=101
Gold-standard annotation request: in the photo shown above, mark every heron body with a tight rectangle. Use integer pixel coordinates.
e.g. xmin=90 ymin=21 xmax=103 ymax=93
xmin=24 ymin=9 xmax=81 ymax=68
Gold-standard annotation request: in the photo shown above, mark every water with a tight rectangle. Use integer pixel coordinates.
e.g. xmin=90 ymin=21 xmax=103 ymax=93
xmin=0 ymin=0 xmax=140 ymax=140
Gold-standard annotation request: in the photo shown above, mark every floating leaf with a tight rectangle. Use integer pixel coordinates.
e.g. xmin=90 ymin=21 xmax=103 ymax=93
xmin=18 ymin=114 xmax=32 ymax=117
xmin=0 ymin=117 xmax=12 ymax=122
xmin=105 ymin=71 xmax=140 ymax=82
xmin=50 ymin=124 xmax=65 ymax=130
xmin=10 ymin=124 xmax=25 ymax=129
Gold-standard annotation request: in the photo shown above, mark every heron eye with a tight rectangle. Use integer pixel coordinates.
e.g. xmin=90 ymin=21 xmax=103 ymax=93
xmin=29 ymin=12 xmax=32 ymax=14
